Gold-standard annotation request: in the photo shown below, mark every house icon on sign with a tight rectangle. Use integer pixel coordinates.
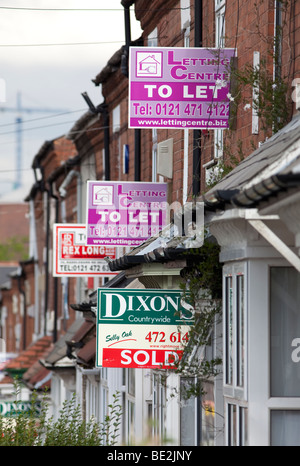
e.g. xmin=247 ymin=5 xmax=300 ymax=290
xmin=136 ymin=51 xmax=163 ymax=77
xmin=139 ymin=55 xmax=160 ymax=74
xmin=93 ymin=186 xmax=113 ymax=205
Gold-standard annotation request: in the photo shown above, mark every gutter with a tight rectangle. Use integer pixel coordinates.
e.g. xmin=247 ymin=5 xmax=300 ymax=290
xmin=203 ymin=173 xmax=300 ymax=211
xmin=121 ymin=0 xmax=141 ymax=180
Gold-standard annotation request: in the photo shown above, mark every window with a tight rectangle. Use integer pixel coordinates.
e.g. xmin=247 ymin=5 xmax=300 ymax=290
xmin=270 ymin=267 xmax=300 ymax=397
xmin=224 ymin=268 xmax=246 ymax=389
xmin=180 ymin=377 xmax=197 ymax=445
xmin=225 ymin=275 xmax=233 ymax=385
xmin=215 ymin=0 xmax=226 ymax=48
xmin=224 ymin=264 xmax=247 ymax=446
xmin=112 ymin=104 xmax=120 ymax=133
xmin=236 ymin=275 xmax=244 ymax=387
xmin=181 ymin=0 xmax=190 ymax=30
xmin=148 ymin=27 xmax=157 ymax=47
xmin=151 ymin=373 xmax=166 ymax=441
xmin=227 ymin=403 xmax=248 ymax=446
xmin=271 ymin=410 xmax=300 ymax=446
xmin=200 ymin=381 xmax=215 ymax=446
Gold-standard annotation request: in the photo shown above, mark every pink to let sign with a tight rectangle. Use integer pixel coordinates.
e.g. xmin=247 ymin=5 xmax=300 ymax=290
xmin=129 ymin=46 xmax=236 ymax=130
xmin=86 ymin=181 xmax=168 ymax=247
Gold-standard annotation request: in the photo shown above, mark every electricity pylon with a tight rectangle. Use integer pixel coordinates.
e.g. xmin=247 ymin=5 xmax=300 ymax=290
xmin=0 ymin=91 xmax=67 ymax=190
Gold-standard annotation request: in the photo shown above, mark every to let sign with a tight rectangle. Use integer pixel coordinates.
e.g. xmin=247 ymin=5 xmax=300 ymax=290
xmin=86 ymin=181 xmax=167 ymax=247
xmin=53 ymin=224 xmax=116 ymax=277
xmin=129 ymin=46 xmax=236 ymax=129
xmin=96 ymin=289 xmax=194 ymax=369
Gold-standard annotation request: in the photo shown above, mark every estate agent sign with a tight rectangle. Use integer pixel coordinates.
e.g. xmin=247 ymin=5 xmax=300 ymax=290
xmin=0 ymin=400 xmax=41 ymax=417
xmin=86 ymin=181 xmax=167 ymax=247
xmin=53 ymin=224 xmax=116 ymax=277
xmin=96 ymin=289 xmax=194 ymax=369
xmin=129 ymin=46 xmax=235 ymax=129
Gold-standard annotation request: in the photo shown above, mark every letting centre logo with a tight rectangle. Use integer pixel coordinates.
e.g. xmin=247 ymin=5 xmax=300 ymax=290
xmin=135 ymin=51 xmax=163 ymax=78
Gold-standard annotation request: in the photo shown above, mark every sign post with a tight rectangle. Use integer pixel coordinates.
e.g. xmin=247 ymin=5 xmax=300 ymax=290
xmin=96 ymin=289 xmax=194 ymax=369
xmin=129 ymin=46 xmax=235 ymax=129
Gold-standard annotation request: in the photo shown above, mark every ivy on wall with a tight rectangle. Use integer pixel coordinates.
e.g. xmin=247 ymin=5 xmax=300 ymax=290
xmin=174 ymin=239 xmax=223 ymax=400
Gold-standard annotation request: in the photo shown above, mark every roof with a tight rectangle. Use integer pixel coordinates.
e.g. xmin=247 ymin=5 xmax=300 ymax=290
xmin=203 ymin=112 xmax=300 ymax=210
xmin=108 ymin=211 xmax=204 ymax=272
xmin=0 ymin=264 xmax=18 ymax=288
xmin=4 ymin=336 xmax=53 ymax=378
xmin=92 ymin=37 xmax=143 ymax=86
xmin=43 ymin=318 xmax=85 ymax=367
xmin=23 ymin=360 xmax=51 ymax=391
xmin=67 ymin=270 xmax=144 ymax=368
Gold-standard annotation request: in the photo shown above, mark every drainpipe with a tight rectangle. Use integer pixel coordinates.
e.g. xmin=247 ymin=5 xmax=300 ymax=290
xmin=103 ymin=108 xmax=110 ymax=180
xmin=193 ymin=0 xmax=203 ymax=197
xmin=17 ymin=268 xmax=26 ymax=350
xmin=134 ymin=130 xmax=141 ymax=181
xmin=274 ymin=0 xmax=282 ymax=81
xmin=32 ymin=157 xmax=49 ymax=336
xmin=49 ymin=183 xmax=59 ymax=343
xmin=44 ymin=188 xmax=50 ymax=336
xmin=121 ymin=0 xmax=141 ymax=181
xmin=121 ymin=1 xmax=131 ymax=78
xmin=59 ymin=169 xmax=82 ymax=308
xmin=81 ymin=94 xmax=110 ymax=180
xmin=59 ymin=169 xmax=82 ymax=222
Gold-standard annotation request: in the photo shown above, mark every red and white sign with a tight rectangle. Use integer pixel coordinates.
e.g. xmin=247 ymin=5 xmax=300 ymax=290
xmin=53 ymin=224 xmax=117 ymax=277
xmin=102 ymin=348 xmax=183 ymax=369
xmin=96 ymin=289 xmax=194 ymax=369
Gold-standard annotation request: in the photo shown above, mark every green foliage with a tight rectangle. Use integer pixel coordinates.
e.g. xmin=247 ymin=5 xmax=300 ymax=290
xmin=0 ymin=236 xmax=29 ymax=261
xmin=0 ymin=382 xmax=122 ymax=446
xmin=232 ymin=58 xmax=291 ymax=134
xmin=175 ymin=239 xmax=223 ymax=400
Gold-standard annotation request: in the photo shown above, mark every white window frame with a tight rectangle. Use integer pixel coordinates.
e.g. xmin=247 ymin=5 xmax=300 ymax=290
xmin=223 ymin=262 xmax=248 ymax=396
xmin=112 ymin=104 xmax=120 ymax=133
xmin=226 ymin=402 xmax=248 ymax=446
xmin=181 ymin=0 xmax=191 ymax=30
xmin=215 ymin=0 xmax=226 ymax=48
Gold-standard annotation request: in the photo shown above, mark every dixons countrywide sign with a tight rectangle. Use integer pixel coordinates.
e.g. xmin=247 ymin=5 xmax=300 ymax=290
xmin=129 ymin=46 xmax=236 ymax=129
xmin=96 ymin=289 xmax=194 ymax=369
xmin=53 ymin=224 xmax=116 ymax=277
xmin=0 ymin=401 xmax=41 ymax=417
xmin=86 ymin=180 xmax=167 ymax=247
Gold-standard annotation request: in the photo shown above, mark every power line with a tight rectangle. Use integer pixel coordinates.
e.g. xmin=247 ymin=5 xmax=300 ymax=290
xmin=0 ymin=6 xmax=188 ymax=11
xmin=0 ymin=108 xmax=87 ymax=128
xmin=0 ymin=7 xmax=125 ymax=11
xmin=0 ymin=41 xmax=124 ymax=47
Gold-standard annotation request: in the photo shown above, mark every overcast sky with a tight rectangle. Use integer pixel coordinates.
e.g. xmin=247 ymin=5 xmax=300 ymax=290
xmin=0 ymin=0 xmax=142 ymax=202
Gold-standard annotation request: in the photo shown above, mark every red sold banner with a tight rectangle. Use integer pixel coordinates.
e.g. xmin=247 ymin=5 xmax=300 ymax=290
xmin=102 ymin=348 xmax=183 ymax=369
